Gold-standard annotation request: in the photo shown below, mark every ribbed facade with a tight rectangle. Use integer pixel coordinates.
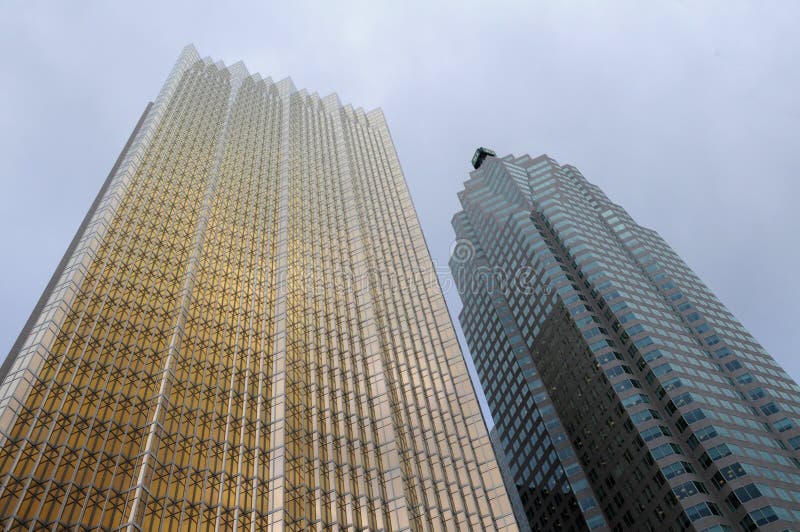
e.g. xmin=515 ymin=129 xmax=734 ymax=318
xmin=0 ymin=46 xmax=516 ymax=531
xmin=451 ymin=151 xmax=800 ymax=531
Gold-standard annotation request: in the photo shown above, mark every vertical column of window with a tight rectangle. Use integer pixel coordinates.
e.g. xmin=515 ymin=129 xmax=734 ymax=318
xmin=328 ymin=100 xmax=396 ymax=530
xmin=350 ymin=109 xmax=439 ymax=529
xmin=250 ymin=81 xmax=282 ymax=529
xmin=130 ymin=63 xmax=236 ymax=531
xmin=328 ymin=108 xmax=360 ymax=529
xmin=197 ymin=74 xmax=272 ymax=530
xmin=284 ymin=92 xmax=320 ymax=531
xmin=263 ymin=76 xmax=295 ymax=530
xmin=345 ymin=108 xmax=388 ymax=531
xmin=315 ymin=95 xmax=346 ymax=526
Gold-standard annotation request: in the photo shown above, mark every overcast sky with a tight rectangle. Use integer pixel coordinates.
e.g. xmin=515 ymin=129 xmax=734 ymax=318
xmin=1 ymin=1 xmax=798 ymax=423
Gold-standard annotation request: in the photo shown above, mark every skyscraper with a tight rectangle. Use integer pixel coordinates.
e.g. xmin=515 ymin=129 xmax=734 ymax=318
xmin=0 ymin=46 xmax=517 ymax=531
xmin=451 ymin=149 xmax=800 ymax=531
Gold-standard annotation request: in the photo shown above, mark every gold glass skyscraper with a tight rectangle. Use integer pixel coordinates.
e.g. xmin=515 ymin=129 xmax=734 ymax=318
xmin=0 ymin=46 xmax=516 ymax=531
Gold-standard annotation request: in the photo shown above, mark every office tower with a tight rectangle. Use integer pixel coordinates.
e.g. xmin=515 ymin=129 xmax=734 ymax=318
xmin=0 ymin=46 xmax=517 ymax=531
xmin=451 ymin=149 xmax=800 ymax=531
xmin=490 ymin=428 xmax=532 ymax=532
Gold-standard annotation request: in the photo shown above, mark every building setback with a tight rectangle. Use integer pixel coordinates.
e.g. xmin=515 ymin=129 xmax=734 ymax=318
xmin=451 ymin=149 xmax=800 ymax=531
xmin=0 ymin=47 xmax=517 ymax=531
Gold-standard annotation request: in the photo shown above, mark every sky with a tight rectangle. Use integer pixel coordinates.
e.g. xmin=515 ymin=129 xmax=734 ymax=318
xmin=1 ymin=1 xmax=798 ymax=424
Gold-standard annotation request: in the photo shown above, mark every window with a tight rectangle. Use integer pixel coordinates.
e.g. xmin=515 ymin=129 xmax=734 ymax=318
xmin=694 ymin=425 xmax=718 ymax=442
xmin=614 ymin=379 xmax=641 ymax=393
xmin=682 ymin=408 xmax=707 ymax=425
xmin=651 ymin=442 xmax=682 ymax=460
xmin=643 ymin=349 xmax=664 ymax=363
xmin=669 ymin=392 xmax=694 ymax=412
xmin=661 ymin=377 xmax=684 ymax=392
xmin=598 ymin=351 xmax=624 ymax=364
xmin=725 ymin=360 xmax=742 ymax=371
xmin=661 ymin=461 xmax=695 ymax=480
xmin=745 ymin=505 xmax=791 ymax=527
xmin=631 ymin=409 xmax=661 ymax=423
xmin=641 ymin=426 xmax=671 ymax=442
xmin=683 ymin=501 xmax=721 ymax=521
xmin=699 ymin=444 xmax=732 ymax=468
xmin=587 ymin=515 xmax=606 ymax=529
xmin=774 ymin=418 xmax=793 ymax=432
xmin=673 ymin=480 xmax=708 ymax=499
xmin=760 ymin=402 xmax=780 ymax=416
xmin=653 ymin=363 xmax=673 ymax=377
xmin=613 ymin=492 xmax=625 ymax=508
xmin=626 ymin=323 xmax=645 ymax=335
xmin=726 ymin=483 xmax=763 ymax=510
xmin=606 ymin=365 xmax=633 ymax=378
xmin=579 ymin=497 xmax=597 ymax=511
xmin=626 ymin=329 xmax=649 ymax=347
xmin=714 ymin=346 xmax=731 ymax=358
xmin=748 ymin=387 xmax=765 ymax=400
xmin=622 ymin=393 xmax=650 ymax=407
xmin=622 ymin=511 xmax=635 ymax=526
xmin=713 ymin=462 xmax=747 ymax=488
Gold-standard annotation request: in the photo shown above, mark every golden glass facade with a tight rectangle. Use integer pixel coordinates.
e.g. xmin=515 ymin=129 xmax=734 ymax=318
xmin=0 ymin=45 xmax=516 ymax=531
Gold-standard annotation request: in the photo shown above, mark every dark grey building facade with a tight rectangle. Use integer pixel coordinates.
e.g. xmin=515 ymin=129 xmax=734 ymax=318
xmin=451 ymin=150 xmax=800 ymax=531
